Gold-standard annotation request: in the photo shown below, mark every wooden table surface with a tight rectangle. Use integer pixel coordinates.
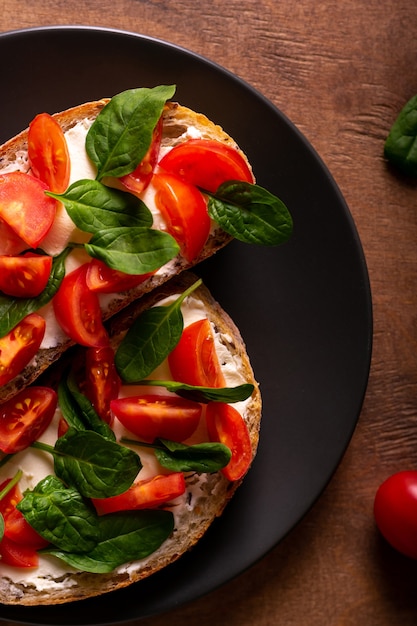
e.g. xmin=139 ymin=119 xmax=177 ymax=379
xmin=2 ymin=1 xmax=417 ymax=624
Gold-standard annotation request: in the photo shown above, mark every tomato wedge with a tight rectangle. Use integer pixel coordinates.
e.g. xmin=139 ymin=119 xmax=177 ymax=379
xmin=84 ymin=347 xmax=121 ymax=425
xmin=168 ymin=318 xmax=226 ymax=388
xmin=0 ymin=386 xmax=57 ymax=454
xmin=92 ymin=473 xmax=186 ymax=515
xmin=85 ymin=258 xmax=154 ymax=294
xmin=4 ymin=507 xmax=49 ymax=549
xmin=159 ymin=138 xmax=254 ymax=193
xmin=0 ymin=172 xmax=57 ymax=248
xmin=53 ymin=264 xmax=109 ymax=347
xmin=120 ymin=116 xmax=163 ymax=194
xmin=152 ymin=172 xmax=210 ymax=263
xmin=0 ymin=252 xmax=52 ymax=298
xmin=206 ymin=402 xmax=252 ymax=482
xmin=0 ymin=313 xmax=46 ymax=387
xmin=28 ymin=112 xmax=71 ymax=193
xmin=0 ymin=536 xmax=39 ymax=568
xmin=111 ymin=394 xmax=202 ymax=442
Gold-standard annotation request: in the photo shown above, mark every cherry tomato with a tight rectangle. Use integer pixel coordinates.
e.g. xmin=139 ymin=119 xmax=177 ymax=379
xmin=0 ymin=478 xmax=21 ymax=518
xmin=374 ymin=470 xmax=417 ymax=559
xmin=0 ymin=313 xmax=46 ymax=387
xmin=0 ymin=387 xmax=57 ymax=454
xmin=28 ymin=112 xmax=71 ymax=193
xmin=0 ymin=252 xmax=52 ymax=298
xmin=120 ymin=116 xmax=163 ymax=194
xmin=168 ymin=318 xmax=226 ymax=388
xmin=4 ymin=507 xmax=49 ymax=549
xmin=206 ymin=402 xmax=252 ymax=481
xmin=92 ymin=473 xmax=186 ymax=515
xmin=0 ymin=536 xmax=39 ymax=568
xmin=53 ymin=264 xmax=109 ymax=347
xmin=111 ymin=394 xmax=202 ymax=442
xmin=85 ymin=258 xmax=154 ymax=294
xmin=152 ymin=172 xmax=210 ymax=263
xmin=159 ymin=138 xmax=254 ymax=193
xmin=0 ymin=172 xmax=57 ymax=248
xmin=84 ymin=347 xmax=121 ymax=425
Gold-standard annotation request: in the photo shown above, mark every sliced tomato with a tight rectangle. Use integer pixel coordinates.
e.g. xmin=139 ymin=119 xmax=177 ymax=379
xmin=0 ymin=387 xmax=57 ymax=454
xmin=85 ymin=258 xmax=154 ymax=294
xmin=0 ymin=536 xmax=39 ymax=568
xmin=206 ymin=402 xmax=252 ymax=482
xmin=159 ymin=138 xmax=254 ymax=193
xmin=0 ymin=252 xmax=52 ymax=298
xmin=4 ymin=508 xmax=49 ymax=549
xmin=120 ymin=116 xmax=163 ymax=194
xmin=0 ymin=313 xmax=46 ymax=387
xmin=92 ymin=473 xmax=186 ymax=515
xmin=0 ymin=478 xmax=20 ymax=518
xmin=111 ymin=394 xmax=202 ymax=442
xmin=152 ymin=172 xmax=210 ymax=263
xmin=28 ymin=112 xmax=70 ymax=193
xmin=168 ymin=318 xmax=226 ymax=388
xmin=84 ymin=347 xmax=121 ymax=425
xmin=53 ymin=264 xmax=109 ymax=347
xmin=0 ymin=171 xmax=57 ymax=248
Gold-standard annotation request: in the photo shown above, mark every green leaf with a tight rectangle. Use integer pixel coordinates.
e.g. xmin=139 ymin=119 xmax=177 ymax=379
xmin=85 ymin=227 xmax=179 ymax=274
xmin=54 ymin=429 xmax=141 ymax=498
xmin=115 ymin=279 xmax=202 ymax=382
xmin=0 ymin=514 xmax=4 ymax=542
xmin=138 ymin=379 xmax=255 ymax=403
xmin=17 ymin=475 xmax=99 ymax=552
xmin=208 ymin=181 xmax=293 ymax=246
xmin=86 ymin=85 xmax=176 ymax=180
xmin=48 ymin=179 xmax=153 ymax=233
xmin=65 ymin=369 xmax=115 ymax=441
xmin=57 ymin=375 xmax=88 ymax=432
xmin=43 ymin=509 xmax=174 ymax=573
xmin=155 ymin=439 xmax=231 ymax=473
xmin=384 ymin=94 xmax=417 ymax=176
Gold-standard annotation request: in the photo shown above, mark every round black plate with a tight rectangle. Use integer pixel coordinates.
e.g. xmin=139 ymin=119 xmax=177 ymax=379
xmin=0 ymin=26 xmax=372 ymax=625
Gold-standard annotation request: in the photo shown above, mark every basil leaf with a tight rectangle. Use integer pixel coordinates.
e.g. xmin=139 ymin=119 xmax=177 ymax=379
xmin=0 ymin=247 xmax=70 ymax=337
xmin=115 ymin=279 xmax=202 ymax=382
xmin=384 ymin=94 xmax=417 ymax=176
xmin=208 ymin=181 xmax=293 ymax=246
xmin=86 ymin=85 xmax=176 ymax=180
xmin=49 ymin=179 xmax=153 ymax=232
xmin=85 ymin=227 xmax=179 ymax=274
xmin=43 ymin=509 xmax=174 ymax=573
xmin=155 ymin=439 xmax=231 ymax=473
xmin=138 ymin=379 xmax=255 ymax=403
xmin=65 ymin=369 xmax=115 ymax=441
xmin=17 ymin=475 xmax=99 ymax=552
xmin=54 ymin=429 xmax=141 ymax=498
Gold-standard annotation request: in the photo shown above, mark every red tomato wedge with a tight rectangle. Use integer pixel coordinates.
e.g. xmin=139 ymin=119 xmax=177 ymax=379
xmin=120 ymin=116 xmax=163 ymax=194
xmin=168 ymin=318 xmax=226 ymax=388
xmin=159 ymin=138 xmax=254 ymax=193
xmin=206 ymin=402 xmax=252 ymax=482
xmin=53 ymin=264 xmax=109 ymax=347
xmin=0 ymin=313 xmax=46 ymax=387
xmin=0 ymin=536 xmax=39 ymax=568
xmin=84 ymin=347 xmax=121 ymax=425
xmin=0 ymin=172 xmax=56 ymax=248
xmin=4 ymin=507 xmax=49 ymax=549
xmin=92 ymin=473 xmax=186 ymax=515
xmin=85 ymin=258 xmax=154 ymax=294
xmin=28 ymin=112 xmax=71 ymax=193
xmin=152 ymin=172 xmax=210 ymax=263
xmin=0 ymin=252 xmax=52 ymax=298
xmin=111 ymin=394 xmax=202 ymax=443
xmin=0 ymin=387 xmax=57 ymax=454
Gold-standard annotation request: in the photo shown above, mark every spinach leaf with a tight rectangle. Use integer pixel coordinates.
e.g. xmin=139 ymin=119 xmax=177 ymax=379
xmin=115 ymin=279 xmax=202 ymax=382
xmin=0 ymin=247 xmax=71 ymax=337
xmin=86 ymin=85 xmax=176 ymax=180
xmin=85 ymin=227 xmax=179 ymax=274
xmin=65 ymin=369 xmax=115 ymax=441
xmin=208 ymin=181 xmax=293 ymax=246
xmin=0 ymin=514 xmax=4 ymax=542
xmin=43 ymin=509 xmax=174 ymax=573
xmin=384 ymin=94 xmax=417 ymax=176
xmin=137 ymin=379 xmax=255 ymax=403
xmin=17 ymin=475 xmax=99 ymax=552
xmin=154 ymin=439 xmax=231 ymax=473
xmin=57 ymin=375 xmax=88 ymax=432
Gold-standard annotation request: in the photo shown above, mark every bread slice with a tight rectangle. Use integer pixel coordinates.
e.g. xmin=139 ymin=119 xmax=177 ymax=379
xmin=0 ymin=272 xmax=261 ymax=605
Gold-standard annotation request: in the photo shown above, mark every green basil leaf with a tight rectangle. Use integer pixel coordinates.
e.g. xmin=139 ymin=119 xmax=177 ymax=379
xmin=85 ymin=227 xmax=179 ymax=274
xmin=43 ymin=509 xmax=174 ymax=573
xmin=115 ymin=279 xmax=202 ymax=382
xmin=65 ymin=369 xmax=115 ymax=441
xmin=138 ymin=379 xmax=255 ymax=403
xmin=208 ymin=181 xmax=293 ymax=246
xmin=155 ymin=439 xmax=231 ymax=473
xmin=0 ymin=247 xmax=71 ymax=337
xmin=384 ymin=94 xmax=417 ymax=176
xmin=54 ymin=429 xmax=141 ymax=498
xmin=86 ymin=85 xmax=176 ymax=180
xmin=48 ymin=179 xmax=153 ymax=232
xmin=17 ymin=475 xmax=99 ymax=552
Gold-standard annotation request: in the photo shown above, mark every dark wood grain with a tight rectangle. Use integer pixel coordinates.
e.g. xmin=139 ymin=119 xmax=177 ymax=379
xmin=2 ymin=1 xmax=417 ymax=623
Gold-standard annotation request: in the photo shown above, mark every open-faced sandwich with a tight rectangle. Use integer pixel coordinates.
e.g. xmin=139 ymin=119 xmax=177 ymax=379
xmin=0 ymin=86 xmax=292 ymax=605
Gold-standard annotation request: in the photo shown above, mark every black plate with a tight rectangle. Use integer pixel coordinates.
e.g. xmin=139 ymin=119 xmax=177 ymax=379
xmin=0 ymin=26 xmax=372 ymax=625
